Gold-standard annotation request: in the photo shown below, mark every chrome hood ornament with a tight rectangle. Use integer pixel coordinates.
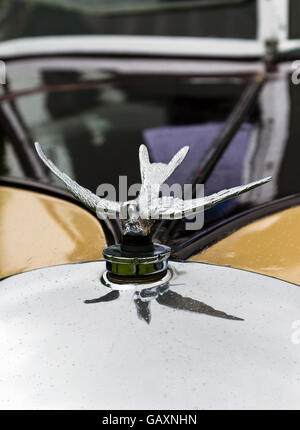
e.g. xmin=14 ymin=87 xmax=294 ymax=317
xmin=35 ymin=142 xmax=271 ymax=283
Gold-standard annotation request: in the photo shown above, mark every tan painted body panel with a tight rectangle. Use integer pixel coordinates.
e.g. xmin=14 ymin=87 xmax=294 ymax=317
xmin=0 ymin=186 xmax=106 ymax=278
xmin=190 ymin=205 xmax=300 ymax=286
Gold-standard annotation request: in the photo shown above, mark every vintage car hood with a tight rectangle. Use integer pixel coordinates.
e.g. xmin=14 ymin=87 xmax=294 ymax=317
xmin=0 ymin=260 xmax=300 ymax=409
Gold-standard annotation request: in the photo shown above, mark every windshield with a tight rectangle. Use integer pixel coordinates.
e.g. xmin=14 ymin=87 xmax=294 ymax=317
xmin=3 ymin=66 xmax=248 ymax=193
xmin=6 ymin=0 xmax=251 ymax=15
xmin=0 ymin=0 xmax=256 ymax=40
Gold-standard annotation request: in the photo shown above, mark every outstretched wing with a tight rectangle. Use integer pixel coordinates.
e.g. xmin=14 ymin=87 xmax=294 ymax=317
xmin=154 ymin=176 xmax=272 ymax=219
xmin=35 ymin=142 xmax=121 ymax=215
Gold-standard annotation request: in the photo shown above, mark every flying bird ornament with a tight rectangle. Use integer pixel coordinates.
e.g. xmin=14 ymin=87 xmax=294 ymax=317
xmin=35 ymin=142 xmax=271 ymax=284
xmin=35 ymin=142 xmax=271 ymax=237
